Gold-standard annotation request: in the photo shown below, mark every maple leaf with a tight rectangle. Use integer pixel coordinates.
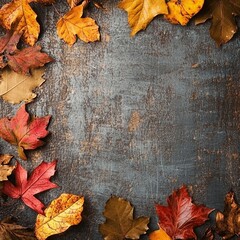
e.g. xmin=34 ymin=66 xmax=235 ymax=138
xmin=0 ymin=217 xmax=36 ymax=240
xmin=0 ymin=68 xmax=45 ymax=104
xmin=2 ymin=160 xmax=58 ymax=214
xmin=195 ymin=0 xmax=240 ymax=46
xmin=149 ymin=228 xmax=171 ymax=240
xmin=155 ymin=185 xmax=213 ymax=239
xmin=57 ymin=3 xmax=100 ymax=46
xmin=118 ymin=0 xmax=168 ymax=36
xmin=0 ymin=104 xmax=51 ymax=160
xmin=164 ymin=0 xmax=204 ymax=25
xmin=0 ymin=154 xmax=14 ymax=181
xmin=35 ymin=193 xmax=84 ymax=240
xmin=0 ymin=31 xmax=53 ymax=75
xmin=99 ymin=196 xmax=149 ymax=240
xmin=67 ymin=0 xmax=81 ymax=8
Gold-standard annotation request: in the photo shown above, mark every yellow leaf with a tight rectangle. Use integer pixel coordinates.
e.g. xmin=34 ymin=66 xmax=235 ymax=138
xmin=67 ymin=0 xmax=81 ymax=8
xmin=118 ymin=0 xmax=168 ymax=36
xmin=149 ymin=229 xmax=172 ymax=240
xmin=164 ymin=0 xmax=204 ymax=25
xmin=0 ymin=154 xmax=14 ymax=181
xmin=35 ymin=193 xmax=84 ymax=240
xmin=0 ymin=0 xmax=40 ymax=46
xmin=57 ymin=4 xmax=100 ymax=46
xmin=0 ymin=68 xmax=45 ymax=104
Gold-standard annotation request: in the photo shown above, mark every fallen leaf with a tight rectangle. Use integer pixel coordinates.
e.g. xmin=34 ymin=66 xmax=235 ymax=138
xmin=2 ymin=160 xmax=58 ymax=214
xmin=57 ymin=4 xmax=100 ymax=46
xmin=99 ymin=196 xmax=149 ymax=240
xmin=118 ymin=0 xmax=168 ymax=36
xmin=67 ymin=0 xmax=81 ymax=8
xmin=0 ymin=104 xmax=51 ymax=160
xmin=215 ymin=191 xmax=240 ymax=239
xmin=195 ymin=0 xmax=240 ymax=45
xmin=164 ymin=0 xmax=204 ymax=25
xmin=0 ymin=31 xmax=53 ymax=74
xmin=149 ymin=228 xmax=171 ymax=240
xmin=155 ymin=185 xmax=213 ymax=239
xmin=0 ymin=154 xmax=14 ymax=181
xmin=0 ymin=217 xmax=36 ymax=240
xmin=35 ymin=193 xmax=84 ymax=240
xmin=201 ymin=228 xmax=214 ymax=240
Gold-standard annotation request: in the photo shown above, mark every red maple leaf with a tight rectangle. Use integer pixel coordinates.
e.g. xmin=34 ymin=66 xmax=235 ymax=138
xmin=0 ymin=104 xmax=51 ymax=160
xmin=155 ymin=185 xmax=214 ymax=239
xmin=0 ymin=31 xmax=53 ymax=74
xmin=2 ymin=160 xmax=58 ymax=214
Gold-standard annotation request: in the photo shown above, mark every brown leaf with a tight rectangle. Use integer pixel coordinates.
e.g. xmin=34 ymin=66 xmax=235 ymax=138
xmin=0 ymin=154 xmax=14 ymax=181
xmin=99 ymin=196 xmax=149 ymax=240
xmin=67 ymin=0 xmax=81 ymax=8
xmin=201 ymin=228 xmax=214 ymax=240
xmin=0 ymin=68 xmax=45 ymax=104
xmin=195 ymin=0 xmax=240 ymax=45
xmin=35 ymin=193 xmax=84 ymax=240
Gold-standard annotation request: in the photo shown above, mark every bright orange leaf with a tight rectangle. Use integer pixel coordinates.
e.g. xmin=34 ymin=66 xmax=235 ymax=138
xmin=149 ymin=229 xmax=171 ymax=240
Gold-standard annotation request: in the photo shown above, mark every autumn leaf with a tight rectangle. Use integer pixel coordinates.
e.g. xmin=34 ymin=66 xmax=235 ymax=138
xmin=57 ymin=3 xmax=100 ymax=46
xmin=2 ymin=160 xmax=58 ymax=214
xmin=155 ymin=185 xmax=213 ymax=239
xmin=0 ymin=154 xmax=14 ymax=181
xmin=0 ymin=217 xmax=36 ymax=240
xmin=0 ymin=104 xmax=51 ymax=160
xmin=99 ymin=196 xmax=149 ymax=240
xmin=201 ymin=228 xmax=214 ymax=240
xmin=195 ymin=0 xmax=240 ymax=46
xmin=118 ymin=0 xmax=168 ymax=36
xmin=0 ymin=68 xmax=45 ymax=104
xmin=35 ymin=193 xmax=84 ymax=240
xmin=149 ymin=228 xmax=171 ymax=240
xmin=67 ymin=0 xmax=81 ymax=8
xmin=164 ymin=0 xmax=204 ymax=25
xmin=0 ymin=31 xmax=53 ymax=75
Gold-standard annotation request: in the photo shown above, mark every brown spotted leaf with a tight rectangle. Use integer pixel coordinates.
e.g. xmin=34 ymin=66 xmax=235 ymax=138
xmin=0 ymin=154 xmax=14 ymax=181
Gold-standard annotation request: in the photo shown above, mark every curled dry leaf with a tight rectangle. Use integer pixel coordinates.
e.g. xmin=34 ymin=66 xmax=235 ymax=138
xmin=99 ymin=196 xmax=149 ymax=240
xmin=0 ymin=154 xmax=14 ymax=181
xmin=35 ymin=193 xmax=84 ymax=240
xmin=0 ymin=104 xmax=51 ymax=160
xmin=164 ymin=0 xmax=204 ymax=25
xmin=155 ymin=185 xmax=214 ymax=239
xmin=118 ymin=0 xmax=168 ymax=36
xmin=149 ymin=228 xmax=171 ymax=240
xmin=57 ymin=3 xmax=100 ymax=46
xmin=2 ymin=160 xmax=58 ymax=214
xmin=0 ymin=68 xmax=45 ymax=104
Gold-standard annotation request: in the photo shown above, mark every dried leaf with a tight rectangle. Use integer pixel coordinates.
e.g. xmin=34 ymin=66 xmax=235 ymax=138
xmin=0 ymin=217 xmax=36 ymax=240
xmin=215 ymin=191 xmax=240 ymax=239
xmin=0 ymin=68 xmax=45 ymax=104
xmin=35 ymin=193 xmax=84 ymax=240
xmin=57 ymin=4 xmax=100 ymax=46
xmin=201 ymin=228 xmax=214 ymax=240
xmin=164 ymin=0 xmax=204 ymax=25
xmin=99 ymin=196 xmax=149 ymax=240
xmin=118 ymin=0 xmax=168 ymax=36
xmin=195 ymin=0 xmax=240 ymax=45
xmin=155 ymin=185 xmax=213 ymax=239
xmin=149 ymin=228 xmax=171 ymax=240
xmin=0 ymin=154 xmax=14 ymax=181
xmin=2 ymin=160 xmax=58 ymax=214
xmin=0 ymin=104 xmax=51 ymax=160
xmin=67 ymin=0 xmax=81 ymax=8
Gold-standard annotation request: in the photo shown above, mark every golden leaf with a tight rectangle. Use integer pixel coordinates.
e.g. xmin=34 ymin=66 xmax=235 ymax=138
xmin=67 ymin=0 xmax=81 ymax=8
xmin=35 ymin=193 xmax=84 ymax=240
xmin=118 ymin=0 xmax=168 ymax=36
xmin=164 ymin=0 xmax=204 ymax=25
xmin=0 ymin=68 xmax=45 ymax=104
xmin=149 ymin=229 xmax=171 ymax=240
xmin=0 ymin=154 xmax=14 ymax=181
xmin=57 ymin=4 xmax=100 ymax=46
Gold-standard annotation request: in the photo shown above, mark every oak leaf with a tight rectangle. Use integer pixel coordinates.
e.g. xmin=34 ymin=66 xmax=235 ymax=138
xmin=0 ymin=217 xmax=36 ymax=240
xmin=35 ymin=193 xmax=84 ymax=240
xmin=0 ymin=104 xmax=51 ymax=160
xmin=99 ymin=196 xmax=149 ymax=240
xmin=0 ymin=31 xmax=53 ymax=75
xmin=195 ymin=0 xmax=240 ymax=45
xmin=67 ymin=0 xmax=81 ymax=8
xmin=2 ymin=160 xmax=58 ymax=214
xmin=0 ymin=154 xmax=14 ymax=181
xmin=164 ymin=0 xmax=204 ymax=25
xmin=149 ymin=228 xmax=171 ymax=240
xmin=118 ymin=0 xmax=168 ymax=36
xmin=155 ymin=185 xmax=213 ymax=239
xmin=57 ymin=4 xmax=100 ymax=46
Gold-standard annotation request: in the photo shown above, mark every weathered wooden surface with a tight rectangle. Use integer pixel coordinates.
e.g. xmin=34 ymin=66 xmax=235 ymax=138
xmin=1 ymin=1 xmax=240 ymax=239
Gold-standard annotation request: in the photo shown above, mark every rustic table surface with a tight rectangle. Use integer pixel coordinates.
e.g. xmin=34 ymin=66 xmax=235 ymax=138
xmin=0 ymin=1 xmax=240 ymax=239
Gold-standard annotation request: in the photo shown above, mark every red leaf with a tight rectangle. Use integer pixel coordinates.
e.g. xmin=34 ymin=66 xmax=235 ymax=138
xmin=2 ymin=160 xmax=58 ymax=214
xmin=155 ymin=185 xmax=214 ymax=239
xmin=0 ymin=104 xmax=51 ymax=160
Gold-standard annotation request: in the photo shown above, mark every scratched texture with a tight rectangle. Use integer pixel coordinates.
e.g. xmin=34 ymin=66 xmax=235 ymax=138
xmin=0 ymin=1 xmax=240 ymax=239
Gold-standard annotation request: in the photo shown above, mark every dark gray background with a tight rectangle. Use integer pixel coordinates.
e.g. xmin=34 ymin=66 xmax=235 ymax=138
xmin=0 ymin=1 xmax=240 ymax=239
